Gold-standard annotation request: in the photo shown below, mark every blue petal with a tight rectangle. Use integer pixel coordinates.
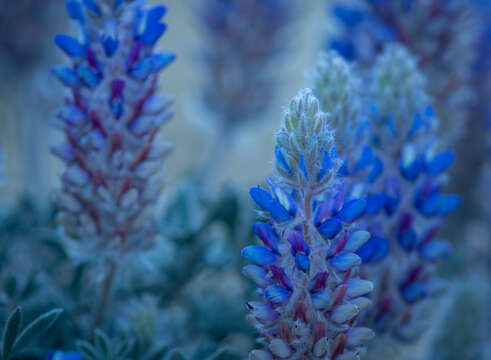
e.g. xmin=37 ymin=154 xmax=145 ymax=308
xmin=114 ymin=0 xmax=124 ymax=10
xmin=45 ymin=351 xmax=83 ymax=360
xmin=275 ymin=145 xmax=293 ymax=175
xmin=247 ymin=302 xmax=280 ymax=324
xmin=426 ymin=150 xmax=455 ymax=175
xmin=365 ymin=193 xmax=387 ymax=215
xmin=264 ymin=285 xmax=291 ymax=305
xmin=252 ymin=222 xmax=279 ymax=253
xmin=242 ymin=265 xmax=270 ymax=288
xmin=336 ymin=198 xmax=366 ymax=222
xmin=356 ymin=237 xmax=390 ymax=264
xmin=353 ymin=146 xmax=373 ymax=173
xmin=269 ymin=178 xmax=297 ymax=216
xmin=241 ymin=246 xmax=279 ymax=265
xmin=397 ymin=229 xmax=418 ymax=251
xmin=317 ymin=218 xmax=342 ymax=239
xmin=317 ymin=150 xmax=333 ymax=181
xmin=129 ymin=58 xmax=154 ymax=80
xmin=385 ymin=195 xmax=400 ymax=216
xmin=344 ymin=230 xmax=371 ymax=252
xmin=101 ymin=20 xmax=119 ymax=57
xmin=311 ymin=290 xmax=331 ymax=309
xmin=77 ymin=65 xmax=101 ymax=87
xmin=250 ymin=187 xmax=273 ymax=211
xmin=408 ymin=112 xmax=423 ymax=138
xmin=66 ymin=0 xmax=85 ymax=24
xmin=270 ymin=265 xmax=293 ymax=291
xmin=152 ymin=52 xmax=176 ymax=71
xmin=51 ymin=65 xmax=81 ymax=88
xmin=330 ymin=39 xmax=356 ymax=61
xmin=110 ymin=99 xmax=124 ymax=119
xmin=268 ymin=200 xmax=293 ymax=222
xmin=419 ymin=194 xmax=460 ymax=216
xmin=367 ymin=156 xmax=383 ymax=183
xmin=338 ymin=160 xmax=350 ymax=176
xmin=333 ymin=6 xmax=365 ymax=28
xmin=54 ymin=34 xmax=86 ymax=58
xmin=400 ymin=283 xmax=426 ymax=304
xmin=314 ymin=201 xmax=333 ymax=227
xmin=146 ymin=5 xmax=167 ymax=24
xmin=329 ymin=252 xmax=361 ymax=271
xmin=141 ymin=22 xmax=167 ymax=46
xmin=400 ymin=156 xmax=423 ymax=182
xmin=250 ymin=187 xmax=292 ymax=222
xmin=295 ymin=253 xmax=310 ymax=272
xmin=82 ymin=0 xmax=101 ymax=16
xmin=419 ymin=240 xmax=452 ymax=261
xmin=287 ymin=231 xmax=310 ymax=255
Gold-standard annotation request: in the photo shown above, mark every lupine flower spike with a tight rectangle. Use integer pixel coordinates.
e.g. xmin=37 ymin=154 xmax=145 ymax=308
xmin=52 ymin=0 xmax=175 ymax=258
xmin=311 ymin=51 xmax=375 ymax=188
xmin=330 ymin=0 xmax=478 ymax=146
xmin=356 ymin=45 xmax=460 ymax=341
xmin=243 ymin=89 xmax=374 ymax=360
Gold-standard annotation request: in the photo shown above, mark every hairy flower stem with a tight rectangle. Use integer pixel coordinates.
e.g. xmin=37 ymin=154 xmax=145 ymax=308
xmin=91 ymin=260 xmax=117 ymax=338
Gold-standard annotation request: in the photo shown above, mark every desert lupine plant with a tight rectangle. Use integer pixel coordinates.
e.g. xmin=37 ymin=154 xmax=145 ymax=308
xmin=354 ymin=45 xmax=460 ymax=341
xmin=242 ymin=89 xmax=374 ymax=360
xmin=329 ymin=0 xmax=478 ymax=146
xmin=51 ymin=0 xmax=175 ymax=258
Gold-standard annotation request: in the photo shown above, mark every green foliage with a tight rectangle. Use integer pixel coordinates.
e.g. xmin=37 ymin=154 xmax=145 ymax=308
xmin=0 ymin=306 xmax=62 ymax=360
xmin=76 ymin=330 xmax=135 ymax=360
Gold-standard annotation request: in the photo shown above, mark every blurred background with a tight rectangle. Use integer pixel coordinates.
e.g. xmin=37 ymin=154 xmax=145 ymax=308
xmin=0 ymin=0 xmax=489 ymax=359
xmin=0 ymin=0 xmax=326 ymax=203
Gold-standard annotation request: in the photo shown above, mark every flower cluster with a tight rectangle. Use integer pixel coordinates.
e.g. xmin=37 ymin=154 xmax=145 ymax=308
xmin=242 ymin=89 xmax=374 ymax=360
xmin=51 ymin=0 xmax=175 ymax=257
xmin=329 ymin=0 xmax=478 ymax=146
xmin=196 ymin=0 xmax=295 ymax=130
xmin=354 ymin=45 xmax=460 ymax=340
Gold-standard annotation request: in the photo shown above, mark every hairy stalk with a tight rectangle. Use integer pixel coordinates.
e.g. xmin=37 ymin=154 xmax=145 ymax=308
xmin=91 ymin=259 xmax=117 ymax=337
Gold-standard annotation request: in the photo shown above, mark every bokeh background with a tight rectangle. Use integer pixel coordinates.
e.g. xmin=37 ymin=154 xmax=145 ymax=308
xmin=0 ymin=0 xmax=489 ymax=359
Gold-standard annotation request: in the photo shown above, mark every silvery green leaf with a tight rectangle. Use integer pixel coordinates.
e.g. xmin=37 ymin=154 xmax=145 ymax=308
xmin=144 ymin=343 xmax=170 ymax=360
xmin=2 ymin=306 xmax=23 ymax=360
xmin=116 ymin=339 xmax=135 ymax=359
xmin=76 ymin=340 xmax=101 ymax=360
xmin=11 ymin=308 xmax=62 ymax=356
xmin=94 ymin=330 xmax=111 ymax=360
xmin=205 ymin=348 xmax=242 ymax=360
xmin=169 ymin=351 xmax=186 ymax=360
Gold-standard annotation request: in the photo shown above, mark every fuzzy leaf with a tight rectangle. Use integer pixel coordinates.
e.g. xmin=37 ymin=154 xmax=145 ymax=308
xmin=169 ymin=351 xmax=186 ymax=360
xmin=116 ymin=339 xmax=135 ymax=359
xmin=143 ymin=343 xmax=170 ymax=360
xmin=76 ymin=340 xmax=101 ymax=360
xmin=11 ymin=309 xmax=62 ymax=356
xmin=2 ymin=307 xmax=23 ymax=360
xmin=94 ymin=330 xmax=111 ymax=360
